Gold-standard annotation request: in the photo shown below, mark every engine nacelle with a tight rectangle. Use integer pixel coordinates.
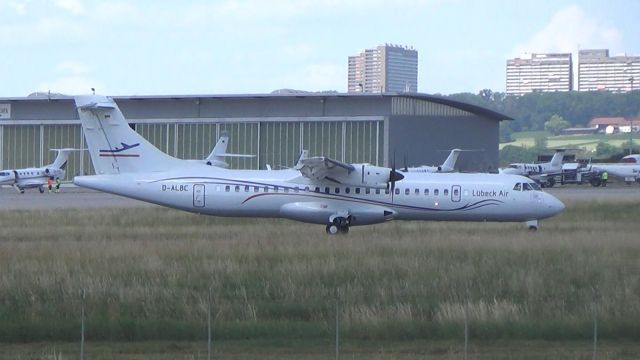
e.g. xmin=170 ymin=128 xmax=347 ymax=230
xmin=334 ymin=164 xmax=394 ymax=189
xmin=44 ymin=168 xmax=65 ymax=178
xmin=0 ymin=170 xmax=16 ymax=185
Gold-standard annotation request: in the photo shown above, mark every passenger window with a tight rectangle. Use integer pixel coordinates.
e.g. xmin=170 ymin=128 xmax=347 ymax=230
xmin=444 ymin=189 xmax=449 ymax=196
xmin=253 ymin=186 xmax=259 ymax=192
xmin=366 ymin=188 xmax=371 ymax=194
xmin=404 ymin=188 xmax=409 ymax=195
xmin=325 ymin=187 xmax=330 ymax=194
xmin=434 ymin=189 xmax=439 ymax=196
xmin=424 ymin=189 xmax=429 ymax=196
xmin=235 ymin=185 xmax=240 ymax=192
xmin=264 ymin=186 xmax=269 ymax=192
xmin=244 ymin=186 xmax=249 ymax=192
xmin=513 ymin=183 xmax=522 ymax=191
xmin=225 ymin=185 xmax=230 ymax=192
xmin=335 ymin=187 xmax=340 ymax=194
xmin=304 ymin=186 xmax=310 ymax=192
xmin=315 ymin=187 xmax=320 ymax=193
xmin=395 ymin=188 xmax=400 ymax=195
xmin=454 ymin=188 xmax=459 ymax=196
xmin=414 ymin=189 xmax=419 ymax=195
xmin=274 ymin=186 xmax=279 ymax=192
xmin=375 ymin=189 xmax=381 ymax=195
xmin=345 ymin=187 xmax=351 ymax=194
xmin=355 ymin=188 xmax=361 ymax=194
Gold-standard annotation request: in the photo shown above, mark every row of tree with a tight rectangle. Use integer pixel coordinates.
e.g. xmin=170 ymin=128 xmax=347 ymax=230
xmin=445 ymin=90 xmax=640 ymax=142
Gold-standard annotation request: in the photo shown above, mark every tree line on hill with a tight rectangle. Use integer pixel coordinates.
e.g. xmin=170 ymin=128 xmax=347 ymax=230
xmin=446 ymin=90 xmax=640 ymax=142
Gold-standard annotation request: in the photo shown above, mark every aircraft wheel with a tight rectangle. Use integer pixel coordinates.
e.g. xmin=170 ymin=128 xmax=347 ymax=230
xmin=326 ymin=224 xmax=340 ymax=235
xmin=339 ymin=225 xmax=350 ymax=234
xmin=590 ymin=177 xmax=601 ymax=187
xmin=19 ymin=189 xmax=25 ymax=194
xmin=546 ymin=178 xmax=555 ymax=188
xmin=528 ymin=225 xmax=538 ymax=231
xmin=39 ymin=186 xmax=45 ymax=194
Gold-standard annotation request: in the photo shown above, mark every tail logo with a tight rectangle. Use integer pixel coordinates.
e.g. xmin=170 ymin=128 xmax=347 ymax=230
xmin=99 ymin=142 xmax=140 ymax=157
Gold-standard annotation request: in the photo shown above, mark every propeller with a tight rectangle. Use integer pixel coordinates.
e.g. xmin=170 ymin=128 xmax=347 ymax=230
xmin=388 ymin=152 xmax=405 ymax=201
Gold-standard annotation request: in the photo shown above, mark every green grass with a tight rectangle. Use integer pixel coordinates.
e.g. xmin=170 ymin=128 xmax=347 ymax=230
xmin=1 ymin=203 xmax=640 ymax=357
xmin=501 ymin=131 xmax=637 ymax=151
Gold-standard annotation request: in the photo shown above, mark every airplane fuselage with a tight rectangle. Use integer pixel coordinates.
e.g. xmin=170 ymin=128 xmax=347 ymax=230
xmin=75 ymin=167 xmax=564 ymax=225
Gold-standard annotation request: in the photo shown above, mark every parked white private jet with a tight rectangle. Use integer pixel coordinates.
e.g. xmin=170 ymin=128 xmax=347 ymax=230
xmin=404 ymin=149 xmax=472 ymax=173
xmin=0 ymin=149 xmax=77 ymax=193
xmin=73 ymin=95 xmax=564 ymax=233
xmin=500 ymin=150 xmax=566 ymax=187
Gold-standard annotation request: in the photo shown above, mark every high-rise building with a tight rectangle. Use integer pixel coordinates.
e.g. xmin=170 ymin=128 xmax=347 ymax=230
xmin=578 ymin=49 xmax=640 ymax=92
xmin=506 ymin=53 xmax=573 ymax=96
xmin=348 ymin=44 xmax=418 ymax=93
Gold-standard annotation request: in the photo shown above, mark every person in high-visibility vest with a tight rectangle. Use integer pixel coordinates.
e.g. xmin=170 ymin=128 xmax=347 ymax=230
xmin=601 ymin=171 xmax=609 ymax=187
xmin=55 ymin=177 xmax=61 ymax=193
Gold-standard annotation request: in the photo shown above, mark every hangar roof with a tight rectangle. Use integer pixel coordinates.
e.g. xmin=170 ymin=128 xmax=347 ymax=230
xmin=0 ymin=92 xmax=513 ymax=121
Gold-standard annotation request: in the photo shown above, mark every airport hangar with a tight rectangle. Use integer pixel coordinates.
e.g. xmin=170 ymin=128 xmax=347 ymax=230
xmin=0 ymin=92 xmax=512 ymax=180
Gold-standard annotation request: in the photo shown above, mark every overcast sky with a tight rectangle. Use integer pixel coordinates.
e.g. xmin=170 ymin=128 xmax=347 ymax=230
xmin=0 ymin=0 xmax=638 ymax=97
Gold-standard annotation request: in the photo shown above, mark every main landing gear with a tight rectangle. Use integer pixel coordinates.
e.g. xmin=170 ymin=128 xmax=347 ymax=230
xmin=326 ymin=217 xmax=350 ymax=235
xmin=526 ymin=220 xmax=539 ymax=231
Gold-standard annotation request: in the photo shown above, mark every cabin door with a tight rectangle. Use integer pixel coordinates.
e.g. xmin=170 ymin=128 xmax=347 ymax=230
xmin=193 ymin=183 xmax=205 ymax=208
xmin=451 ymin=185 xmax=461 ymax=202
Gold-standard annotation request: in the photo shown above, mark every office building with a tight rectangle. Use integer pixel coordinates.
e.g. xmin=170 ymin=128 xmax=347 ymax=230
xmin=578 ymin=49 xmax=640 ymax=92
xmin=348 ymin=44 xmax=418 ymax=93
xmin=506 ymin=53 xmax=573 ymax=96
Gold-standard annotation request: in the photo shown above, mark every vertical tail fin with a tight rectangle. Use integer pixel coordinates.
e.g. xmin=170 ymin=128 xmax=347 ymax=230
xmin=550 ymin=150 xmax=565 ymax=167
xmin=75 ymin=95 xmax=185 ymax=174
xmin=48 ymin=149 xmax=74 ymax=170
xmin=440 ymin=149 xmax=461 ymax=172
xmin=204 ymin=131 xmax=230 ymax=167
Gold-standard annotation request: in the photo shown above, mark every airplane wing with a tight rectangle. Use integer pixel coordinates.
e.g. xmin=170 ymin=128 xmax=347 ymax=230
xmin=295 ymin=156 xmax=356 ymax=181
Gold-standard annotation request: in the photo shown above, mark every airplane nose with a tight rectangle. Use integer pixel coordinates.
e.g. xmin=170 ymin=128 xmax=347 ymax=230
xmin=544 ymin=193 xmax=565 ymax=217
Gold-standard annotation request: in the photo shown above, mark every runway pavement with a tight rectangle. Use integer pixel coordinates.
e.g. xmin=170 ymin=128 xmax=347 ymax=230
xmin=1 ymin=182 xmax=640 ymax=211
xmin=0 ymin=185 xmax=157 ymax=210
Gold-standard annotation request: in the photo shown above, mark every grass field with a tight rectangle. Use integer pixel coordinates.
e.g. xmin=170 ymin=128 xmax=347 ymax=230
xmin=500 ymin=132 xmax=635 ymax=151
xmin=1 ymin=201 xmax=640 ymax=358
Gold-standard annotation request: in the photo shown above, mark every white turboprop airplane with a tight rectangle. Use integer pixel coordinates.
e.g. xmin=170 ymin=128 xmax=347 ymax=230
xmin=500 ymin=150 xmax=566 ymax=187
xmin=73 ymin=95 xmax=564 ymax=233
xmin=590 ymin=154 xmax=640 ymax=185
xmin=0 ymin=149 xmax=77 ymax=193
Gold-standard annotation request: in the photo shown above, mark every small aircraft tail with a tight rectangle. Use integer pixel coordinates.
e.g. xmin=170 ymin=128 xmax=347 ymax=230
xmin=550 ymin=150 xmax=565 ymax=167
xmin=75 ymin=95 xmax=185 ymax=174
xmin=295 ymin=150 xmax=309 ymax=169
xmin=48 ymin=148 xmax=76 ymax=170
xmin=204 ymin=131 xmax=255 ymax=167
xmin=440 ymin=149 xmax=462 ymax=172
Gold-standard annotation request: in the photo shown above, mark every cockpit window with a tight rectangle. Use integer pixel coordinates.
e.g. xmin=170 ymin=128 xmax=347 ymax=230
xmin=523 ymin=183 xmax=533 ymax=191
xmin=509 ymin=165 xmax=519 ymax=169
xmin=513 ymin=183 xmax=522 ymax=191
xmin=0 ymin=171 xmax=9 ymax=176
xmin=529 ymin=182 xmax=541 ymax=191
